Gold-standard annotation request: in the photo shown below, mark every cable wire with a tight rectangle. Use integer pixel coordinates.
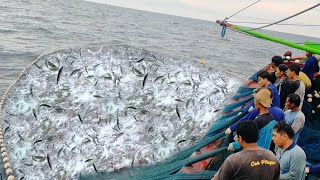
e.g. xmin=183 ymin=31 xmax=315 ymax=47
xmin=249 ymin=3 xmax=320 ymax=30
xmin=226 ymin=0 xmax=262 ymax=20
xmin=227 ymin=21 xmax=320 ymax=27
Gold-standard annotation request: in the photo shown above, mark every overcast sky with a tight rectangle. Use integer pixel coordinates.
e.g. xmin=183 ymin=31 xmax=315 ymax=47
xmin=86 ymin=0 xmax=319 ymax=37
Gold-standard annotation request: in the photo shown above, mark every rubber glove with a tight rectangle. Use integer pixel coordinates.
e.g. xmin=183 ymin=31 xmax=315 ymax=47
xmin=227 ymin=143 xmax=235 ymax=151
xmin=225 ymin=127 xmax=232 ymax=135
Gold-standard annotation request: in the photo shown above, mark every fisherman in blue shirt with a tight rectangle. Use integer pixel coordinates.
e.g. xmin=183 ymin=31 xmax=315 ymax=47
xmin=272 ymin=121 xmax=306 ymax=180
xmin=302 ymin=51 xmax=319 ymax=80
xmin=257 ymin=70 xmax=280 ymax=108
xmin=241 ymin=70 xmax=281 ymax=113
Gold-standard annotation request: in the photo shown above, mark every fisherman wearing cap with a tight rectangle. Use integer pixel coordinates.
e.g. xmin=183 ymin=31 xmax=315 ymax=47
xmin=227 ymin=88 xmax=278 ymax=151
xmin=275 ymin=64 xmax=291 ymax=109
xmin=212 ymin=121 xmax=280 ymax=180
xmin=272 ymin=121 xmax=306 ymax=180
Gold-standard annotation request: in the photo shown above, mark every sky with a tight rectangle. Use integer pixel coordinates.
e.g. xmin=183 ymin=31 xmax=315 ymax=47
xmin=86 ymin=0 xmax=319 ymax=38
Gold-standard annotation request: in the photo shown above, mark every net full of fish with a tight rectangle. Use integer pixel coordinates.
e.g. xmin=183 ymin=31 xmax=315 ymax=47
xmin=1 ymin=45 xmax=243 ymax=179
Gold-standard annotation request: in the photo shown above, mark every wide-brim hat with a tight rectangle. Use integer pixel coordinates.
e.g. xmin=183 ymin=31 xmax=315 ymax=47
xmin=253 ymin=88 xmax=272 ymax=107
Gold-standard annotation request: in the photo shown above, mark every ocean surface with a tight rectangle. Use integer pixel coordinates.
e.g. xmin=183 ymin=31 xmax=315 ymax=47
xmin=0 ymin=0 xmax=319 ymax=179
xmin=1 ymin=0 xmax=319 ymax=96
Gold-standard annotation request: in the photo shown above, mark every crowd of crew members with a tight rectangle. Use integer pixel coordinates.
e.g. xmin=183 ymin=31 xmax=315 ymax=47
xmin=213 ymin=51 xmax=320 ymax=180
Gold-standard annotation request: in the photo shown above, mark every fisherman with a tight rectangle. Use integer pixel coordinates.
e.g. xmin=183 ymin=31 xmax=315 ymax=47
xmin=242 ymin=70 xmax=280 ymax=113
xmin=283 ymin=51 xmax=293 ymax=61
xmin=287 ymin=64 xmax=305 ymax=109
xmin=272 ymin=121 xmax=306 ymax=180
xmin=302 ymin=51 xmax=319 ymax=81
xmin=227 ymin=88 xmax=278 ymax=151
xmin=269 ymin=55 xmax=284 ymax=84
xmin=275 ymin=64 xmax=291 ymax=109
xmin=212 ymin=121 xmax=280 ymax=180
xmin=311 ymin=72 xmax=320 ymax=92
xmin=257 ymin=70 xmax=280 ymax=108
xmin=226 ymin=88 xmax=284 ymax=135
xmin=284 ymin=94 xmax=305 ymax=142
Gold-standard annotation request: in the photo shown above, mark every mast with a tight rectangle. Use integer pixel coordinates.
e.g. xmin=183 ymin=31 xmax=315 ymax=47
xmin=216 ymin=20 xmax=320 ymax=55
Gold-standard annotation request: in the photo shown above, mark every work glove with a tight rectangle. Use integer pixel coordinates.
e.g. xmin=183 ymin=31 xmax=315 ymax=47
xmin=227 ymin=143 xmax=235 ymax=151
xmin=225 ymin=127 xmax=232 ymax=135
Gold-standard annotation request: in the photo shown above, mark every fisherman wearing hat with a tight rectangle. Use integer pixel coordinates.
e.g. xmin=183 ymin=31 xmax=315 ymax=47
xmin=275 ymin=64 xmax=291 ymax=109
xmin=226 ymin=88 xmax=285 ymax=137
xmin=227 ymin=88 xmax=278 ymax=151
xmin=248 ymin=88 xmax=275 ymax=125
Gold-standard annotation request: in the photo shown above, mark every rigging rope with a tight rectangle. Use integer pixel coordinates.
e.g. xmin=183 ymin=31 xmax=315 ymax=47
xmin=226 ymin=0 xmax=262 ymax=20
xmin=227 ymin=21 xmax=320 ymax=27
xmin=220 ymin=0 xmax=262 ymax=38
xmin=250 ymin=3 xmax=320 ymax=30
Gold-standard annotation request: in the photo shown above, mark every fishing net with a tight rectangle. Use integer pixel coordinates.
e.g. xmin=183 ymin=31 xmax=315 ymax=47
xmin=79 ymin=85 xmax=252 ymax=180
xmin=80 ymin=68 xmax=320 ymax=179
xmin=299 ymin=100 xmax=320 ymax=164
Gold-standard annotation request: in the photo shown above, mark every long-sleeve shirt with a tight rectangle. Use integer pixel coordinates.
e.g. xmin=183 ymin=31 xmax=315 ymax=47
xmin=302 ymin=56 xmax=319 ymax=80
xmin=268 ymin=83 xmax=281 ymax=108
xmin=230 ymin=106 xmax=284 ymax=132
xmin=276 ymin=142 xmax=306 ymax=180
